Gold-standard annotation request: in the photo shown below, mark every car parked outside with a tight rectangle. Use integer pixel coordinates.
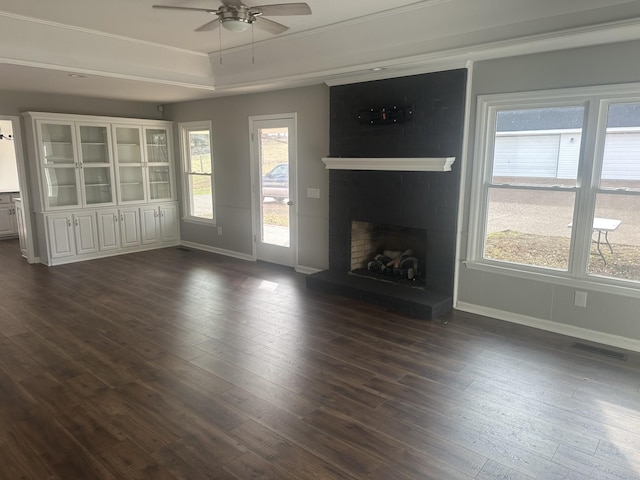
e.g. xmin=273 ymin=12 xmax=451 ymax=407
xmin=262 ymin=163 xmax=289 ymax=202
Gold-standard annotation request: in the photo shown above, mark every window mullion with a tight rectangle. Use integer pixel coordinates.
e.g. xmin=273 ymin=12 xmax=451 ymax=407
xmin=569 ymin=99 xmax=605 ymax=276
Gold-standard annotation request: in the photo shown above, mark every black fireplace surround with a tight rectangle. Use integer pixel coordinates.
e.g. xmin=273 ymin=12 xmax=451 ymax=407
xmin=306 ymin=69 xmax=467 ymax=319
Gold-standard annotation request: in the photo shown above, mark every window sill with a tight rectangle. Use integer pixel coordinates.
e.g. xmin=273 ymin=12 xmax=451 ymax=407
xmin=463 ymin=260 xmax=640 ymax=299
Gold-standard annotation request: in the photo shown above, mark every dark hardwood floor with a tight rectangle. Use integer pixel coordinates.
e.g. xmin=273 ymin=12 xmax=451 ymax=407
xmin=2 ymin=239 xmax=640 ymax=479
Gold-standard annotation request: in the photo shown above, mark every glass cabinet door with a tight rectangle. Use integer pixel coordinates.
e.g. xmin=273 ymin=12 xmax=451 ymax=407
xmin=144 ymin=127 xmax=172 ymax=201
xmin=39 ymin=122 xmax=80 ymax=208
xmin=78 ymin=124 xmax=115 ymax=206
xmin=114 ymin=126 xmax=146 ymax=203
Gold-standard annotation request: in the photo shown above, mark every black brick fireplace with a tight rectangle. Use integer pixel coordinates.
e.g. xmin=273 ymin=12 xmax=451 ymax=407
xmin=306 ymin=69 xmax=467 ymax=319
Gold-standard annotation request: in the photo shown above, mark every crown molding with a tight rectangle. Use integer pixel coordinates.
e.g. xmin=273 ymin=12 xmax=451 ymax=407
xmin=0 ymin=57 xmax=217 ymax=91
xmin=0 ymin=10 xmax=208 ymax=57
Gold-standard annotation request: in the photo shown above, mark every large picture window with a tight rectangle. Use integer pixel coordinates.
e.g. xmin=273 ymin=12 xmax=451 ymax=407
xmin=180 ymin=121 xmax=214 ymax=223
xmin=470 ymin=87 xmax=640 ymax=287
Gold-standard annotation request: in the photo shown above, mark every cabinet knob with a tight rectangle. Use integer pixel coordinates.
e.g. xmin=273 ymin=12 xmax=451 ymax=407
xmin=67 ymin=219 xmax=72 ymax=227
xmin=120 ymin=214 xmax=124 ymax=222
xmin=114 ymin=214 xmax=118 ymax=223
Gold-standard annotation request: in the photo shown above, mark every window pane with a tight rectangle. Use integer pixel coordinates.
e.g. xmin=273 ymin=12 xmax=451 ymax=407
xmin=493 ymin=106 xmax=584 ymax=187
xmin=601 ymin=102 xmax=640 ymax=191
xmin=189 ymin=174 xmax=213 ymax=219
xmin=188 ymin=130 xmax=211 ymax=174
xmin=484 ymin=188 xmax=575 ymax=270
xmin=588 ymin=193 xmax=640 ymax=281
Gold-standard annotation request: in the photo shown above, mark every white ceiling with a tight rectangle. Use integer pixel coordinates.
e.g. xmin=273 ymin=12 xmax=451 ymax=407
xmin=2 ymin=0 xmax=640 ymax=104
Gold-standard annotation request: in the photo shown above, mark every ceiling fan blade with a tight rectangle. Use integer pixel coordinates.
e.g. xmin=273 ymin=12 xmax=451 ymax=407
xmin=195 ymin=18 xmax=220 ymax=31
xmin=153 ymin=5 xmax=218 ymax=14
xmin=253 ymin=3 xmax=311 ymax=16
xmin=254 ymin=17 xmax=289 ymax=34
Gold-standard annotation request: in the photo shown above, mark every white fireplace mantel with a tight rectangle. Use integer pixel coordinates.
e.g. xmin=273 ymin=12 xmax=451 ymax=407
xmin=321 ymin=157 xmax=455 ymax=172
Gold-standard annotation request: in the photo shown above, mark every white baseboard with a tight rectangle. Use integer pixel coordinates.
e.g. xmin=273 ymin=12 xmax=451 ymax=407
xmin=180 ymin=240 xmax=255 ymax=262
xmin=455 ymin=301 xmax=640 ymax=353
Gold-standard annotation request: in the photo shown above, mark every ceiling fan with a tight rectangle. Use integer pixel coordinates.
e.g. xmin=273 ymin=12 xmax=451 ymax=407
xmin=152 ymin=1 xmax=312 ymax=35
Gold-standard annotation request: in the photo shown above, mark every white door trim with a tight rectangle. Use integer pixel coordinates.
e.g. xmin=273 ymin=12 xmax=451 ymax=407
xmin=249 ymin=112 xmax=298 ymax=267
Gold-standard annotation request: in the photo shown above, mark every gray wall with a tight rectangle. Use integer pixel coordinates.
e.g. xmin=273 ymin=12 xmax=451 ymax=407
xmin=0 ymin=91 xmax=161 ymax=119
xmin=164 ymin=84 xmax=330 ymax=271
xmin=457 ymin=40 xmax=640 ymax=346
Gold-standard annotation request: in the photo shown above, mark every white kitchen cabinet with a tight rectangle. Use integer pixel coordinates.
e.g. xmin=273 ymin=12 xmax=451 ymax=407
xmin=0 ymin=192 xmax=19 ymax=238
xmin=23 ymin=112 xmax=180 ymax=266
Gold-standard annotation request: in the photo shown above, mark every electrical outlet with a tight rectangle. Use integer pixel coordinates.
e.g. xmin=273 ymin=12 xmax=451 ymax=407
xmin=217 ymin=226 xmax=222 ymax=235
xmin=574 ymin=291 xmax=587 ymax=308
xmin=307 ymin=187 xmax=320 ymax=199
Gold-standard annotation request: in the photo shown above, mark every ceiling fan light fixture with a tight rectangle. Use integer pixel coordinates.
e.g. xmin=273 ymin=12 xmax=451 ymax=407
xmin=221 ymin=17 xmax=252 ymax=32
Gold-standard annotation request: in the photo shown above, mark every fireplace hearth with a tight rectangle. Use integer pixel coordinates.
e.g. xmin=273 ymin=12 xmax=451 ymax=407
xmin=306 ymin=69 xmax=467 ymax=320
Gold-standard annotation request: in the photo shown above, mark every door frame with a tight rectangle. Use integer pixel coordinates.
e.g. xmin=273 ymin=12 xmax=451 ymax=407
xmin=2 ymin=115 xmax=36 ymax=263
xmin=248 ymin=113 xmax=298 ymax=267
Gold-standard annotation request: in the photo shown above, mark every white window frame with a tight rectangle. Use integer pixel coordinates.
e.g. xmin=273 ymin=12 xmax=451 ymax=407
xmin=179 ymin=120 xmax=215 ymax=225
xmin=466 ymin=83 xmax=640 ymax=296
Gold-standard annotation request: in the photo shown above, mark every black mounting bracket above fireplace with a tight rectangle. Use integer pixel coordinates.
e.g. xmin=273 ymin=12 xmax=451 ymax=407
xmin=358 ymin=105 xmax=413 ymax=125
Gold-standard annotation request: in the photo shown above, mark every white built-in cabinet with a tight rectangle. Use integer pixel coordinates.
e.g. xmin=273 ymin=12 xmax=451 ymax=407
xmin=23 ymin=112 xmax=180 ymax=266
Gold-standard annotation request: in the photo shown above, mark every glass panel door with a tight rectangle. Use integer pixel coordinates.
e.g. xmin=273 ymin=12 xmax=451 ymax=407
xmin=114 ymin=126 xmax=146 ymax=203
xmin=250 ymin=114 xmax=297 ymax=267
xmin=78 ymin=124 xmax=114 ymax=206
xmin=145 ymin=127 xmax=172 ymax=201
xmin=259 ymin=128 xmax=290 ymax=247
xmin=40 ymin=122 xmax=79 ymax=208
xmin=148 ymin=166 xmax=171 ymax=200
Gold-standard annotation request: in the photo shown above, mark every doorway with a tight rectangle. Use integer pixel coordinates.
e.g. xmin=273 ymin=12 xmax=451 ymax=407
xmin=0 ymin=116 xmax=34 ymax=263
xmin=249 ymin=113 xmax=297 ymax=267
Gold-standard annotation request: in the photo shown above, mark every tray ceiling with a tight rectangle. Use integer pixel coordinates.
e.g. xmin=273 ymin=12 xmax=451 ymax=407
xmin=1 ymin=0 xmax=640 ymax=103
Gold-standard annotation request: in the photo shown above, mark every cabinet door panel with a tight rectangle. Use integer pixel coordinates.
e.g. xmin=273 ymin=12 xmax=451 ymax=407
xmin=97 ymin=210 xmax=120 ymax=251
xmin=38 ymin=121 xmax=81 ymax=210
xmin=159 ymin=204 xmax=179 ymax=242
xmin=0 ymin=207 xmax=12 ymax=235
xmin=74 ymin=212 xmax=98 ymax=255
xmin=140 ymin=207 xmax=160 ymax=245
xmin=119 ymin=209 xmax=141 ymax=248
xmin=114 ymin=125 xmax=147 ymax=204
xmin=48 ymin=215 xmax=75 ymax=259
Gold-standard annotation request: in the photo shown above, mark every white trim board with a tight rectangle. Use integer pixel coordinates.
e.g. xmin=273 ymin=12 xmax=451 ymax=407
xmin=455 ymin=301 xmax=640 ymax=353
xmin=180 ymin=241 xmax=255 ymax=262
